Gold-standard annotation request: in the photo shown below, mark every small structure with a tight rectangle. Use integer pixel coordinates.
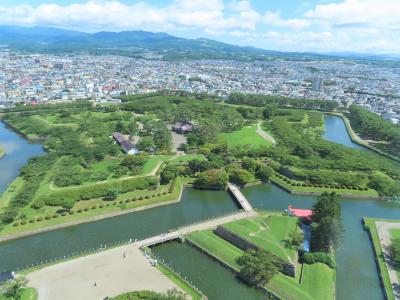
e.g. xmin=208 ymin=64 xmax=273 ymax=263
xmin=0 ymin=271 xmax=14 ymax=284
xmin=172 ymin=122 xmax=193 ymax=134
xmin=287 ymin=205 xmax=313 ymax=221
xmin=112 ymin=132 xmax=140 ymax=155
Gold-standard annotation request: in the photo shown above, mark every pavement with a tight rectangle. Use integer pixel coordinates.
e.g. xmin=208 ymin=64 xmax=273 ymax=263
xmin=375 ymin=221 xmax=400 ymax=299
xmin=27 ymin=244 xmax=180 ymax=300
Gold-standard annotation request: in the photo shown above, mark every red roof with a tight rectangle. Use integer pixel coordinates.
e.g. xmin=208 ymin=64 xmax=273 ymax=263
xmin=288 ymin=205 xmax=313 ymax=218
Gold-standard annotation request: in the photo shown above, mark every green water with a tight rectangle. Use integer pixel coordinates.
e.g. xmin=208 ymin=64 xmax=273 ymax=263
xmin=153 ymin=242 xmax=268 ymax=300
xmin=0 ymin=188 xmax=238 ymax=271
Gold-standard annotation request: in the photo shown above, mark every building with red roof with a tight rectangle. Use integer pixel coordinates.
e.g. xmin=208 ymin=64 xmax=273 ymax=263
xmin=288 ymin=205 xmax=313 ymax=221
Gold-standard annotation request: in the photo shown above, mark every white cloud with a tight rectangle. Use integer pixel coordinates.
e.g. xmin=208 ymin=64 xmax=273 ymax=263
xmin=264 ymin=11 xmax=310 ymax=30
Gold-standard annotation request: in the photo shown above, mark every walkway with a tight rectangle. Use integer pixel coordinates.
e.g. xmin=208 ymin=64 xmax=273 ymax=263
xmin=256 ymin=122 xmax=276 ymax=146
xmin=375 ymin=221 xmax=400 ymax=299
xmin=138 ymin=210 xmax=256 ymax=247
xmin=27 ymin=245 xmax=180 ymax=300
xmin=227 ymin=183 xmax=254 ymax=212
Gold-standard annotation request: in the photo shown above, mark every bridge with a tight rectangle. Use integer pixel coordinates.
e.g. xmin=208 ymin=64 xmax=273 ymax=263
xmin=227 ymin=183 xmax=253 ymax=212
xmin=137 ymin=210 xmax=256 ymax=248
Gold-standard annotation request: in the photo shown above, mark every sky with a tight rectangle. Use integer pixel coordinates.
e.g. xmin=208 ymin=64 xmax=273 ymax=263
xmin=0 ymin=0 xmax=399 ymax=54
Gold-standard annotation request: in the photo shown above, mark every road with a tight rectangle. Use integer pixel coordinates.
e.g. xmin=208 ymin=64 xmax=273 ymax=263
xmin=375 ymin=221 xmax=400 ymax=299
xmin=256 ymin=122 xmax=276 ymax=146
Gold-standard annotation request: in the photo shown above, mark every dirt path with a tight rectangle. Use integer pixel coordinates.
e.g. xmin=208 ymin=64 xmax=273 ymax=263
xmin=27 ymin=245 xmax=180 ymax=300
xmin=256 ymin=122 xmax=276 ymax=146
xmin=375 ymin=221 xmax=400 ymax=299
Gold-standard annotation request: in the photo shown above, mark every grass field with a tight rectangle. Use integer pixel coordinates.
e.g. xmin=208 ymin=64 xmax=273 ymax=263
xmin=390 ymin=229 xmax=400 ymax=240
xmin=186 ymin=230 xmax=243 ymax=269
xmin=141 ymin=155 xmax=173 ymax=175
xmin=169 ymin=154 xmax=206 ymax=164
xmin=219 ymin=124 xmax=272 ymax=148
xmin=364 ymin=218 xmax=396 ymax=300
xmin=222 ymin=215 xmax=298 ymax=262
xmin=185 ymin=213 xmax=335 ymax=300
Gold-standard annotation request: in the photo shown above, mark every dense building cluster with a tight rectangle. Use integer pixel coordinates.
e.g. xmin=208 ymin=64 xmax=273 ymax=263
xmin=0 ymin=50 xmax=399 ymax=123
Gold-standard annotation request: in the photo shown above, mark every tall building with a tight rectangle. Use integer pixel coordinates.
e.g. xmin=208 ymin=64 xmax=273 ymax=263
xmin=312 ymin=76 xmax=324 ymax=92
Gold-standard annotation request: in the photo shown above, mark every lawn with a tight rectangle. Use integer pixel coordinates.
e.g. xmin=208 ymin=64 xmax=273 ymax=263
xmin=391 ymin=229 xmax=400 ymax=240
xmin=186 ymin=230 xmax=243 ymax=269
xmin=169 ymin=154 xmax=206 ymax=164
xmin=364 ymin=218 xmax=396 ymax=300
xmin=219 ymin=124 xmax=272 ymax=148
xmin=141 ymin=155 xmax=173 ymax=175
xmin=222 ymin=215 xmax=298 ymax=263
xmin=0 ymin=288 xmax=37 ymax=300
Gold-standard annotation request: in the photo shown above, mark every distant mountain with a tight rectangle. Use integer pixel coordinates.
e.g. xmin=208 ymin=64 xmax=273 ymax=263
xmin=0 ymin=25 xmax=398 ymax=63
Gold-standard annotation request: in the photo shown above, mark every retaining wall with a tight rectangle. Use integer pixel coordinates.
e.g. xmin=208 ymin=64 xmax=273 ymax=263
xmin=214 ymin=226 xmax=296 ymax=278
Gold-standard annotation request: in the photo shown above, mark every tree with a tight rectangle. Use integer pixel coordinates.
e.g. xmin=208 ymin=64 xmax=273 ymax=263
xmin=311 ymin=216 xmax=342 ymax=252
xmin=1 ymin=276 xmax=29 ymax=300
xmin=236 ymin=249 xmax=281 ymax=286
xmin=228 ymin=167 xmax=253 ymax=186
xmin=312 ymin=192 xmax=341 ymax=223
xmin=104 ymin=188 xmax=119 ymax=201
xmin=160 ymin=165 xmax=180 ymax=184
xmin=290 ymin=230 xmax=304 ymax=247
xmin=263 ymin=104 xmax=278 ymax=119
xmin=193 ymin=169 xmax=228 ymax=190
xmin=389 ymin=238 xmax=400 ymax=266
xmin=256 ymin=165 xmax=274 ymax=181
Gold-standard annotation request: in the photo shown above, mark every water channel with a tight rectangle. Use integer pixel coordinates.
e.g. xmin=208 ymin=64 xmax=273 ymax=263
xmin=0 ymin=116 xmax=399 ymax=300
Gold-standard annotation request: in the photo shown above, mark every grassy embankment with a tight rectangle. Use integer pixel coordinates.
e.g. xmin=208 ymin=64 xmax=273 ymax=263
xmin=0 ymin=146 xmax=4 ymax=159
xmin=0 ymin=176 xmax=191 ymax=238
xmin=219 ymin=124 xmax=272 ymax=148
xmin=157 ymin=261 xmax=204 ymax=300
xmin=364 ymin=218 xmax=398 ymax=300
xmin=186 ymin=213 xmax=335 ymax=300
xmin=271 ymin=174 xmax=379 ymax=198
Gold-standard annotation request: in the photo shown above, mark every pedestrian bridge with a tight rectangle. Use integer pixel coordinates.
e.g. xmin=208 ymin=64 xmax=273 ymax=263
xmin=138 ymin=210 xmax=256 ymax=248
xmin=227 ymin=183 xmax=253 ymax=212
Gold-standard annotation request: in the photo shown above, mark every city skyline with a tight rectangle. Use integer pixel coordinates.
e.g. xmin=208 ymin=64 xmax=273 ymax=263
xmin=0 ymin=0 xmax=399 ymax=54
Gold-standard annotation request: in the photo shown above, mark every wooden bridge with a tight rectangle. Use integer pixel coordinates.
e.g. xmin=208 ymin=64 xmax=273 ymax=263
xmin=137 ymin=210 xmax=256 ymax=248
xmin=227 ymin=183 xmax=253 ymax=212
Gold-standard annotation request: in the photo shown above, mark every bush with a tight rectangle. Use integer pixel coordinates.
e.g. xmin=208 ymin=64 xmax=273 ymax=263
xmin=69 ymin=210 xmax=75 ymax=215
xmin=53 ymin=214 xmax=59 ymax=218
xmin=145 ymin=195 xmax=150 ymax=199
xmin=37 ymin=216 xmax=44 ymax=222
xmin=13 ymin=222 xmax=20 ymax=227
xmin=29 ymin=219 xmax=35 ymax=223
xmin=99 ymin=204 xmax=104 ymax=208
xmin=77 ymin=208 xmax=83 ymax=213
xmin=45 ymin=215 xmax=52 ymax=220
xmin=139 ymin=196 xmax=144 ymax=200
xmin=20 ymin=220 xmax=27 ymax=225
xmin=301 ymin=252 xmax=336 ymax=268
xmin=84 ymin=207 xmax=89 ymax=211
xmin=91 ymin=205 xmax=97 ymax=210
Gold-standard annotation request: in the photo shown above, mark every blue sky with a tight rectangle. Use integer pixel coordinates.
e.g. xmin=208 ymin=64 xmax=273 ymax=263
xmin=0 ymin=0 xmax=398 ymax=54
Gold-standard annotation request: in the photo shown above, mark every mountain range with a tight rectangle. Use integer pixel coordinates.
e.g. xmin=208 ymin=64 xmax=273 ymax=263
xmin=0 ymin=25 xmax=398 ymax=63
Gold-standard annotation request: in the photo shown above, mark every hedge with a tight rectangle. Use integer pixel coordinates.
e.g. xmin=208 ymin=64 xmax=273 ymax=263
xmin=301 ymin=252 xmax=336 ymax=268
xmin=41 ymin=176 xmax=158 ymax=207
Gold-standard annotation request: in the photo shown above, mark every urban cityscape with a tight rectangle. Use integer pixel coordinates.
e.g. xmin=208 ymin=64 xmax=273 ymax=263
xmin=0 ymin=50 xmax=399 ymax=124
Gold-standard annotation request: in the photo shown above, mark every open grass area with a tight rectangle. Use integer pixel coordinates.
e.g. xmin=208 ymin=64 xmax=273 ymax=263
xmin=364 ymin=218 xmax=396 ymax=300
xmin=141 ymin=155 xmax=173 ymax=175
xmin=219 ymin=124 xmax=272 ymax=148
xmin=390 ymin=229 xmax=400 ymax=240
xmin=222 ymin=214 xmax=298 ymax=262
xmin=185 ymin=212 xmax=335 ymax=300
xmin=169 ymin=154 xmax=206 ymax=164
xmin=186 ymin=230 xmax=243 ymax=269
xmin=157 ymin=261 xmax=203 ymax=300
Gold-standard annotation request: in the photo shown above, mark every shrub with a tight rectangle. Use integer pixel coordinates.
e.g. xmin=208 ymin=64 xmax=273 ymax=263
xmin=139 ymin=196 xmax=144 ymax=200
xmin=45 ymin=215 xmax=52 ymax=220
xmin=91 ymin=205 xmax=97 ymax=210
xmin=77 ymin=208 xmax=83 ymax=213
xmin=162 ymin=191 xmax=167 ymax=195
xmin=20 ymin=220 xmax=27 ymax=225
xmin=301 ymin=252 xmax=336 ymax=268
xmin=37 ymin=216 xmax=44 ymax=222
xmin=69 ymin=210 xmax=75 ymax=215
xmin=61 ymin=212 xmax=67 ymax=216
xmin=99 ymin=204 xmax=104 ymax=208
xmin=125 ymin=199 xmax=130 ymax=203
xmin=112 ymin=202 xmax=117 ymax=206
xmin=53 ymin=214 xmax=59 ymax=218
xmin=145 ymin=195 xmax=150 ymax=199
xmin=84 ymin=207 xmax=89 ymax=211
xmin=13 ymin=222 xmax=20 ymax=227
xmin=29 ymin=219 xmax=35 ymax=223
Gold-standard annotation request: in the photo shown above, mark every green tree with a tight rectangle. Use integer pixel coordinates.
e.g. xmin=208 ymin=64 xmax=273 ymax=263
xmin=312 ymin=192 xmax=341 ymax=223
xmin=256 ymin=165 xmax=274 ymax=181
xmin=193 ymin=169 xmax=228 ymax=190
xmin=290 ymin=230 xmax=304 ymax=247
xmin=263 ymin=104 xmax=278 ymax=119
xmin=228 ymin=167 xmax=253 ymax=186
xmin=104 ymin=188 xmax=119 ymax=201
xmin=311 ymin=216 xmax=342 ymax=252
xmin=389 ymin=238 xmax=400 ymax=266
xmin=236 ymin=249 xmax=281 ymax=286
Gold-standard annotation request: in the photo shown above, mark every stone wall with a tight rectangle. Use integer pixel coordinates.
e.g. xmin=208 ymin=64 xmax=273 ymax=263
xmin=214 ymin=226 xmax=296 ymax=278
